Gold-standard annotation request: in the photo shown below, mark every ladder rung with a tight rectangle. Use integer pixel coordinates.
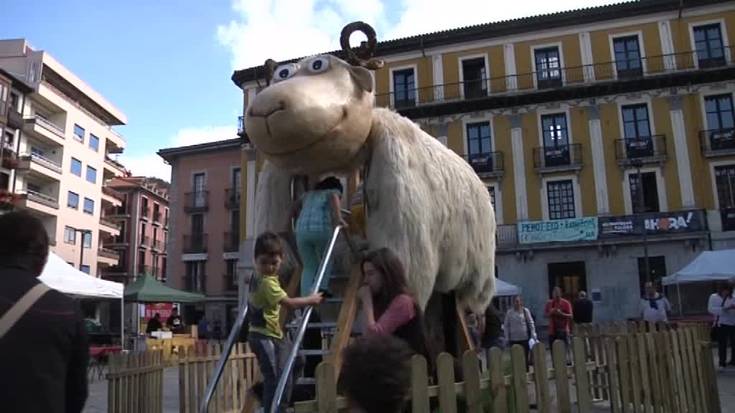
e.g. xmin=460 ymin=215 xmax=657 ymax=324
xmin=299 ymin=349 xmax=330 ymax=356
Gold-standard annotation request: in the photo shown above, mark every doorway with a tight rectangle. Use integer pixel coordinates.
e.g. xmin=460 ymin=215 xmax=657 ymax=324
xmin=547 ymin=261 xmax=587 ymax=301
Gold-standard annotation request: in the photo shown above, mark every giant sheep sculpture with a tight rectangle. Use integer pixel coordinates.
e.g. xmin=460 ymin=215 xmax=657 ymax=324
xmin=245 ymin=22 xmax=496 ymax=316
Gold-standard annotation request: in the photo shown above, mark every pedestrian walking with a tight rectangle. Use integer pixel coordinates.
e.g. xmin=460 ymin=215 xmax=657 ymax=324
xmin=545 ymin=286 xmax=573 ymax=347
xmin=573 ymin=290 xmax=594 ymax=325
xmin=504 ymin=296 xmax=537 ymax=366
xmin=479 ymin=302 xmax=503 ymax=371
xmin=640 ymin=282 xmax=671 ymax=324
xmin=710 ymin=279 xmax=735 ymax=369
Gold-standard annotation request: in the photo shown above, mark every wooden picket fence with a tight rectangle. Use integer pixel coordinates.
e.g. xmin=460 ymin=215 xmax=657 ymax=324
xmin=292 ymin=323 xmax=720 ymax=413
xmin=177 ymin=342 xmax=259 ymax=413
xmin=107 ymin=350 xmax=165 ymax=413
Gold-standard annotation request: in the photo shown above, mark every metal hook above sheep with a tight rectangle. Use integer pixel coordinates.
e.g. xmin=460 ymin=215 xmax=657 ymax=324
xmin=246 ymin=21 xmax=496 ymax=325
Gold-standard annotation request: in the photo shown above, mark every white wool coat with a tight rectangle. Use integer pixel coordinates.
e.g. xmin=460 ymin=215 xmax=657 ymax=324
xmin=254 ymin=108 xmax=496 ymax=312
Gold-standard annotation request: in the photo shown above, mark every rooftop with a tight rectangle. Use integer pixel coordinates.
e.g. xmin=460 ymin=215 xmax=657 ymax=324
xmin=157 ymin=138 xmax=243 ymax=163
xmin=231 ymin=0 xmax=730 ymax=86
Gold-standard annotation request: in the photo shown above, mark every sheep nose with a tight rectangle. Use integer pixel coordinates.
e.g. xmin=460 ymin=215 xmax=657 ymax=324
xmin=249 ymin=99 xmax=287 ymax=118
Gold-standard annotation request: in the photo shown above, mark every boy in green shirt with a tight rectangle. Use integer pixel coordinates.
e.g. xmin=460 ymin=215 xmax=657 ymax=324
xmin=248 ymin=231 xmax=323 ymax=412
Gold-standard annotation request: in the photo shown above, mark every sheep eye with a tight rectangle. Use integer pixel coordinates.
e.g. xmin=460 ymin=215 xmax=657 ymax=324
xmin=308 ymin=57 xmax=329 ymax=73
xmin=273 ymin=64 xmax=297 ymax=82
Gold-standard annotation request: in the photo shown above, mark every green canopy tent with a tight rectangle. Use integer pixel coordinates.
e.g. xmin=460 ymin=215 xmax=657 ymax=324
xmin=124 ymin=274 xmax=205 ymax=303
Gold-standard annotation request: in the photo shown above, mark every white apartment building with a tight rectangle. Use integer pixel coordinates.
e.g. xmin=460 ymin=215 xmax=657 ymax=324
xmin=0 ymin=39 xmax=128 ymax=276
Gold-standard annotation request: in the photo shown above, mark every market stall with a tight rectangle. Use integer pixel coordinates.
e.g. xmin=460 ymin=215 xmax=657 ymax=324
xmin=662 ymin=249 xmax=735 ymax=316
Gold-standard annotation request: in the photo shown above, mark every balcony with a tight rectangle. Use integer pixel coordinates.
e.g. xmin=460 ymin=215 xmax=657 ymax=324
xmin=533 ymin=143 xmax=583 ymax=173
xmin=372 ymin=47 xmax=735 ymax=118
xmin=615 ymin=135 xmax=667 ymax=166
xmin=98 ymin=247 xmax=120 ymax=261
xmin=137 ymin=265 xmax=152 ymax=276
xmin=101 ymin=186 xmax=123 ymax=207
xmin=6 ymin=107 xmax=23 ymax=130
xmin=1 ymin=148 xmax=17 ymax=169
xmin=184 ymin=274 xmax=207 ymax=294
xmin=139 ymin=235 xmax=151 ymax=248
xmin=224 ymin=231 xmax=239 ymax=253
xmin=104 ymin=156 xmax=126 ymax=175
xmin=183 ymin=233 xmax=208 ymax=254
xmin=462 ymin=152 xmax=504 ymax=179
xmin=184 ymin=191 xmax=209 ymax=212
xmin=700 ymin=128 xmax=735 ymax=157
xmin=102 ymin=265 xmax=129 ymax=280
xmin=18 ymin=189 xmax=59 ymax=210
xmin=24 ymin=116 xmax=65 ymax=146
xmin=21 ymin=152 xmax=63 ymax=175
xmin=106 ymin=205 xmax=131 ymax=218
xmin=225 ymin=188 xmax=241 ymax=209
xmin=105 ymin=234 xmax=128 ymax=246
xmin=99 ymin=217 xmax=121 ymax=236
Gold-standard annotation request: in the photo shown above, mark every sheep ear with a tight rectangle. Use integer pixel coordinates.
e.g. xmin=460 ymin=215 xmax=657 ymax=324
xmin=348 ymin=65 xmax=373 ymax=93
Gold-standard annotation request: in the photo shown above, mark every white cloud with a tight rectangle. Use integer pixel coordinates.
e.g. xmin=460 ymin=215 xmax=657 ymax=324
xmin=217 ymin=0 xmax=626 ymax=70
xmin=119 ymin=125 xmax=238 ymax=181
xmin=118 ymin=153 xmax=172 ymax=181
xmin=171 ymin=125 xmax=238 ymax=147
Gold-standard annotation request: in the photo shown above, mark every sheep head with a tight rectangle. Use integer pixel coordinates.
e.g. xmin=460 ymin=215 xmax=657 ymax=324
xmin=244 ymin=22 xmax=381 ymax=175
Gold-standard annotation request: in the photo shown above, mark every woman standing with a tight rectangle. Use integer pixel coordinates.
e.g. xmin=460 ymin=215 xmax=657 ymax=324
xmin=357 ymin=248 xmax=430 ymax=360
xmin=504 ymin=296 xmax=537 ymax=364
xmin=292 ymin=176 xmax=346 ymax=297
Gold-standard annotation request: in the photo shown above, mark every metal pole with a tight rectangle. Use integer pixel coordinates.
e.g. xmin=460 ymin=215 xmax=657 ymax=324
xmin=120 ymin=297 xmax=125 ymax=350
xmin=78 ymin=231 xmax=85 ymax=272
xmin=269 ymin=226 xmax=343 ymax=413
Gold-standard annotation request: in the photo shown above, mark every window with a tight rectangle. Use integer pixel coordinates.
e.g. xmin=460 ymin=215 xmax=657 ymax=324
xmin=83 ymin=232 xmax=92 ymax=249
xmin=191 ymin=214 xmax=204 ymax=234
xmin=83 ymin=197 xmax=94 ymax=215
xmin=487 ymin=186 xmax=496 ymax=211
xmin=81 ymin=265 xmax=90 ymax=274
xmin=141 ymin=196 xmax=149 ymax=218
xmin=461 ymin=57 xmax=488 ymax=98
xmin=622 ymin=104 xmax=653 ymax=158
xmin=185 ymin=261 xmax=206 ymax=293
xmin=138 ymin=251 xmax=146 ymax=274
xmin=64 ymin=226 xmax=76 ymax=244
xmin=465 ymin=122 xmax=494 ymax=173
xmin=534 ymin=46 xmax=562 ymax=88
xmin=232 ymin=168 xmax=241 ymax=191
xmin=86 ymin=166 xmax=97 ymax=184
xmin=693 ymin=23 xmax=725 ymax=68
xmin=547 ymin=180 xmax=575 ymax=219
xmin=715 ymin=165 xmax=735 ymax=208
xmin=392 ymin=68 xmax=416 ymax=108
xmin=613 ymin=35 xmax=643 ymax=78
xmin=89 ymin=134 xmax=99 ymax=151
xmin=629 ymin=171 xmax=660 ymax=213
xmin=226 ymin=259 xmax=238 ymax=290
xmin=141 ymin=223 xmax=148 ymax=245
xmin=73 ymin=124 xmax=85 ymax=142
xmin=637 ymin=256 xmax=666 ymax=293
xmin=704 ymin=94 xmax=735 ymax=152
xmin=70 ymin=158 xmax=82 ymax=176
xmin=541 ymin=113 xmax=570 ymax=166
xmin=67 ymin=191 xmax=79 ymax=209
xmin=193 ymin=173 xmax=206 ymax=207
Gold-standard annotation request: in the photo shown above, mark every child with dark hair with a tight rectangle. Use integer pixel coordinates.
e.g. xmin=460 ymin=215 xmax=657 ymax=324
xmin=291 ymin=176 xmax=347 ymax=297
xmin=248 ymin=231 xmax=324 ymax=411
xmin=339 ymin=335 xmax=413 ymax=413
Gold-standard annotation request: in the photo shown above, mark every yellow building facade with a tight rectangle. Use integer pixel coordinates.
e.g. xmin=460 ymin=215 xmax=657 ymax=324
xmin=233 ymin=0 xmax=735 ymax=321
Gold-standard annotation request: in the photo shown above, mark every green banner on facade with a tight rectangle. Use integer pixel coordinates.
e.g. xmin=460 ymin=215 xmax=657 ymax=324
xmin=517 ymin=217 xmax=599 ymax=244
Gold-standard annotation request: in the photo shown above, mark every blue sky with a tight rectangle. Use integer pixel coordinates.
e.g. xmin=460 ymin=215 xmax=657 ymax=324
xmin=1 ymin=0 xmax=621 ymax=180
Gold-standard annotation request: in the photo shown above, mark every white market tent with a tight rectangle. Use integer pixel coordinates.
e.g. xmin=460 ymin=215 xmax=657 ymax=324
xmin=496 ymin=278 xmax=521 ymax=296
xmin=39 ymin=252 xmax=123 ymax=298
xmin=661 ymin=249 xmax=735 ymax=286
xmin=39 ymin=252 xmax=124 ymax=346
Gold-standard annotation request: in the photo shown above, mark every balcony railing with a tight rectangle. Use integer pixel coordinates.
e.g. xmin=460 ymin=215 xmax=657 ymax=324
xmin=102 ymin=185 xmax=124 ymax=201
xmin=374 ymin=47 xmax=735 ymax=109
xmin=6 ymin=107 xmax=23 ymax=130
xmin=462 ymin=151 xmax=504 ymax=177
xmin=225 ymin=188 xmax=241 ymax=209
xmin=183 ymin=233 xmax=208 ymax=253
xmin=614 ymin=135 xmax=667 ymax=165
xmin=100 ymin=216 xmax=121 ymax=230
xmin=224 ymin=231 xmax=239 ymax=253
xmin=104 ymin=156 xmax=126 ymax=173
xmin=25 ymin=116 xmax=65 ymax=139
xmin=98 ymin=247 xmax=119 ymax=260
xmin=24 ymin=152 xmax=62 ymax=174
xmin=533 ymin=143 xmax=583 ymax=172
xmin=105 ymin=234 xmax=128 ymax=245
xmin=106 ymin=205 xmax=131 ymax=217
xmin=23 ymin=189 xmax=59 ymax=209
xmin=700 ymin=128 xmax=735 ymax=157
xmin=184 ymin=191 xmax=209 ymax=212
xmin=185 ymin=274 xmax=207 ymax=294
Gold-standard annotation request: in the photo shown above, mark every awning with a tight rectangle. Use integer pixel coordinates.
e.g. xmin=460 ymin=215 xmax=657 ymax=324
xmin=662 ymin=249 xmax=735 ymax=286
xmin=39 ymin=252 xmax=123 ymax=299
xmin=496 ymin=278 xmax=521 ymax=296
xmin=124 ymin=274 xmax=205 ymax=303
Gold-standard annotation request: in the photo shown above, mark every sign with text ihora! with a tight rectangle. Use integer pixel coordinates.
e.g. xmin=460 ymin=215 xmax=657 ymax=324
xmin=598 ymin=209 xmax=704 ymax=237
xmin=518 ymin=217 xmax=599 ymax=244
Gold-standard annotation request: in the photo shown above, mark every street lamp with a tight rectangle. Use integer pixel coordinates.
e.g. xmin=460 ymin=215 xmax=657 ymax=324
xmin=630 ymin=159 xmax=651 ymax=283
xmin=71 ymin=227 xmax=92 ymax=273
